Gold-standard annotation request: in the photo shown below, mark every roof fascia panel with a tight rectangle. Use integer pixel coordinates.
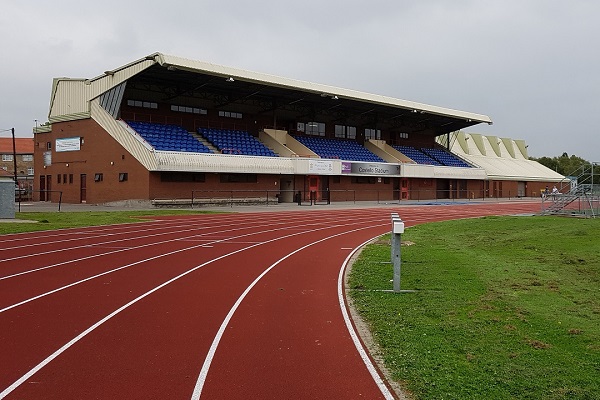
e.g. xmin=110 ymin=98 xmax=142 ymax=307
xmin=158 ymin=53 xmax=492 ymax=125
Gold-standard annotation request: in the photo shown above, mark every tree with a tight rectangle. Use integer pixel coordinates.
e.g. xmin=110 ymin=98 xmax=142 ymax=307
xmin=530 ymin=154 xmax=588 ymax=176
xmin=531 ymin=154 xmax=599 ymax=185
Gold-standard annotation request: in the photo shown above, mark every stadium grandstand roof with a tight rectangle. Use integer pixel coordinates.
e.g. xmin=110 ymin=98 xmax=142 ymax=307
xmin=443 ymin=131 xmax=564 ymax=181
xmin=48 ymin=52 xmax=492 ymax=136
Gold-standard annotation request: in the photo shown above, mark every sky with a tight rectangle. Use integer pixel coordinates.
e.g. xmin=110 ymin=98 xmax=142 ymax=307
xmin=1 ymin=0 xmax=598 ymax=161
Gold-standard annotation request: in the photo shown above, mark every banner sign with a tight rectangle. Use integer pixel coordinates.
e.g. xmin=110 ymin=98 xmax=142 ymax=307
xmin=342 ymin=162 xmax=400 ymax=175
xmin=55 ymin=137 xmax=81 ymax=152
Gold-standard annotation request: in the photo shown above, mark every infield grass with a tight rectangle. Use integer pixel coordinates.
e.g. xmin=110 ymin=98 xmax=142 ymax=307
xmin=0 ymin=210 xmax=219 ymax=235
xmin=348 ymin=216 xmax=600 ymax=400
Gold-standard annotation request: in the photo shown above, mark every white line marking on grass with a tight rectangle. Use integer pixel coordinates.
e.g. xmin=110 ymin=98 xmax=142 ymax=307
xmin=190 ymin=223 xmax=388 ymax=400
xmin=337 ymin=239 xmax=395 ymax=400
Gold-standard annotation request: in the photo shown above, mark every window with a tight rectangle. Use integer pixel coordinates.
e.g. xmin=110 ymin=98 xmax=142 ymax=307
xmin=94 ymin=173 xmax=103 ymax=182
xmin=365 ymin=128 xmax=381 ymax=140
xmin=160 ymin=172 xmax=206 ymax=182
xmin=69 ymin=174 xmax=73 ymax=184
xmin=347 ymin=126 xmax=356 ymax=139
xmin=119 ymin=173 xmax=128 ymax=182
xmin=351 ymin=176 xmax=378 ymax=184
xmin=1 ymin=154 xmax=13 ymax=162
xmin=218 ymin=110 xmax=242 ymax=119
xmin=220 ymin=174 xmax=257 ymax=183
xmin=398 ymin=132 xmax=409 ymax=139
xmin=171 ymin=105 xmax=207 ymax=115
xmin=27 ymin=167 xmax=35 ymax=176
xmin=127 ymin=99 xmax=158 ymax=109
xmin=22 ymin=154 xmax=33 ymax=162
xmin=57 ymin=174 xmax=61 ymax=184
xmin=335 ymin=125 xmax=356 ymax=139
xmin=306 ymin=122 xmax=325 ymax=136
xmin=63 ymin=174 xmax=67 ymax=183
xmin=46 ymin=142 xmax=52 ymax=150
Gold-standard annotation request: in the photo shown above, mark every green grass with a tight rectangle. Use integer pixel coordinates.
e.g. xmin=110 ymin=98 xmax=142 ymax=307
xmin=349 ymin=216 xmax=600 ymax=400
xmin=0 ymin=210 xmax=220 ymax=235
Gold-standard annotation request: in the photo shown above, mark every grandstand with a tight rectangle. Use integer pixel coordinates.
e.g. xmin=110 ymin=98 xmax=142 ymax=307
xmin=32 ymin=52 xmax=563 ymax=204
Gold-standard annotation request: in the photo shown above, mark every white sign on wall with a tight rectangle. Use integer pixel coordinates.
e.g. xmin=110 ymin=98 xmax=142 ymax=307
xmin=308 ymin=160 xmax=334 ymax=173
xmin=43 ymin=151 xmax=52 ymax=166
xmin=55 ymin=137 xmax=81 ymax=152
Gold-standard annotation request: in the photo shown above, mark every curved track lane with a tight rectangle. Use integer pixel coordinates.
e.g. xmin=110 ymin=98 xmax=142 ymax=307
xmin=0 ymin=201 xmax=540 ymax=399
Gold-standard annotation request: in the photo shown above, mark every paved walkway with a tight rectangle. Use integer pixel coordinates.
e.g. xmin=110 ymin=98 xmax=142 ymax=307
xmin=9 ymin=197 xmax=541 ymax=215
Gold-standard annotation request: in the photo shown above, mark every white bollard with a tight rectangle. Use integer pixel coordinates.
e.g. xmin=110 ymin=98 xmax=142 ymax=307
xmin=391 ymin=214 xmax=404 ymax=293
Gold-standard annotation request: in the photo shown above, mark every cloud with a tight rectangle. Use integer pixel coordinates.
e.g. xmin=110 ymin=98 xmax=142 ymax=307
xmin=1 ymin=0 xmax=598 ymax=161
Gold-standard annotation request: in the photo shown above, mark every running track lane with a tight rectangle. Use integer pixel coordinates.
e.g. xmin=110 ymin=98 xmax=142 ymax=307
xmin=0 ymin=201 xmax=541 ymax=399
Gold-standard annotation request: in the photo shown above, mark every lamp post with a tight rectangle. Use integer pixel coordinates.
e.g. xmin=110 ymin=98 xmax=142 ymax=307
xmin=11 ymin=128 xmax=18 ymax=187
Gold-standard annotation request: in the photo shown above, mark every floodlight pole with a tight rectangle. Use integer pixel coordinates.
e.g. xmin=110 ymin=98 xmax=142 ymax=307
xmin=11 ymin=128 xmax=18 ymax=186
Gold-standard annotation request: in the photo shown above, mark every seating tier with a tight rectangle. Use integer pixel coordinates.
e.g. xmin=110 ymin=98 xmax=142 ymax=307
xmin=295 ymin=136 xmax=384 ymax=163
xmin=199 ymin=128 xmax=277 ymax=157
xmin=128 ymin=121 xmax=212 ymax=153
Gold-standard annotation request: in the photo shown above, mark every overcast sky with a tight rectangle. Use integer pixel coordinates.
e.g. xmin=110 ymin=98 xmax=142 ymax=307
xmin=1 ymin=0 xmax=598 ymax=161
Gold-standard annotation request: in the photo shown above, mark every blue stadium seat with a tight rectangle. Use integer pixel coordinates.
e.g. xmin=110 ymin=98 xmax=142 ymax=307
xmin=294 ymin=136 xmax=385 ymax=162
xmin=394 ymin=145 xmax=440 ymax=165
xmin=127 ymin=121 xmax=212 ymax=153
xmin=198 ymin=128 xmax=277 ymax=157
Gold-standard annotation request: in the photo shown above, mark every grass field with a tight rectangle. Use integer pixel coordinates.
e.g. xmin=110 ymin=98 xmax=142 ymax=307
xmin=0 ymin=210 xmax=218 ymax=235
xmin=349 ymin=216 xmax=600 ymax=400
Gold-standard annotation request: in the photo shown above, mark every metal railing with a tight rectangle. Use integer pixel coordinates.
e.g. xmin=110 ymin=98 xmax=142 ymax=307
xmin=17 ymin=190 xmax=63 ymax=212
xmin=145 ymin=188 xmax=529 ymax=209
xmin=541 ymin=162 xmax=599 ymax=217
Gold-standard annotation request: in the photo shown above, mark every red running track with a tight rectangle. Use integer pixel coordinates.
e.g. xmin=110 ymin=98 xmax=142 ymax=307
xmin=0 ymin=201 xmax=540 ymax=399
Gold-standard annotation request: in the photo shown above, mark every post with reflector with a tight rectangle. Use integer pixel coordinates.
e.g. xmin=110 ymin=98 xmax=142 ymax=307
xmin=390 ymin=213 xmax=404 ymax=293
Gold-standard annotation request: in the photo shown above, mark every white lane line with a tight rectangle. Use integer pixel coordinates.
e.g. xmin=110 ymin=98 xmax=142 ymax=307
xmin=0 ymin=220 xmax=342 ymax=313
xmin=0 ymin=219 xmax=210 ymax=250
xmin=0 ymin=220 xmax=380 ymax=398
xmin=0 ymin=225 xmax=239 ymax=281
xmin=0 ymin=217 xmax=271 ymax=258
xmin=338 ymin=239 xmax=395 ymax=400
xmin=0 ymin=213 xmax=382 ymax=280
xmin=0 ymin=208 xmax=357 ymax=249
xmin=0 ymin=211 xmax=268 ymax=245
xmin=190 ymin=222 xmax=388 ymax=400
xmin=0 ymin=217 xmax=311 ymax=279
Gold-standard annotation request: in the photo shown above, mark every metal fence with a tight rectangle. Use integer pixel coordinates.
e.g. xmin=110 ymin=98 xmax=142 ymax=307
xmin=158 ymin=188 xmax=522 ymax=208
xmin=16 ymin=190 xmax=63 ymax=212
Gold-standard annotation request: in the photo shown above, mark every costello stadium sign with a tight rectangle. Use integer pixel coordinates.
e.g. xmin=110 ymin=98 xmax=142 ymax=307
xmin=342 ymin=162 xmax=400 ymax=175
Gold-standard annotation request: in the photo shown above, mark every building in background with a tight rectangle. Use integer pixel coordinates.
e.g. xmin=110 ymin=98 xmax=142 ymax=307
xmin=0 ymin=137 xmax=34 ymax=200
xmin=33 ymin=53 xmax=563 ymax=205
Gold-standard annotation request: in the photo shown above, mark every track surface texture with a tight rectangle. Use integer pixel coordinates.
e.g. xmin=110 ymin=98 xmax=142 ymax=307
xmin=0 ymin=201 xmax=540 ymax=399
